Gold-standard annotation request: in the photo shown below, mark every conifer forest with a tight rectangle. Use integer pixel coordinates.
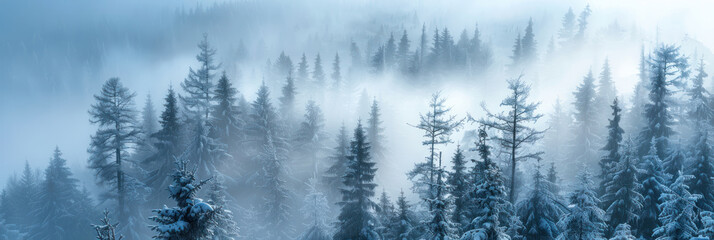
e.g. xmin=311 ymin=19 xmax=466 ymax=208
xmin=3 ymin=0 xmax=714 ymax=239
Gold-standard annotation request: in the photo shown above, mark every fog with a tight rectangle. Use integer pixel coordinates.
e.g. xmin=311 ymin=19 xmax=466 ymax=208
xmin=1 ymin=0 xmax=713 ymax=239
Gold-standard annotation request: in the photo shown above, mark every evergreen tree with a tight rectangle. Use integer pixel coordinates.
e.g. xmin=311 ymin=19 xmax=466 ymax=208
xmin=376 ymin=190 xmax=395 ymax=239
xmin=391 ymin=190 xmax=418 ymax=240
xmin=409 ymin=92 xmax=463 ymax=207
xmin=470 ymin=24 xmax=490 ymax=73
xmin=350 ymin=42 xmax=363 ymax=70
xmin=324 ymin=124 xmax=350 ymax=203
xmin=688 ymin=131 xmax=714 ymax=213
xmin=688 ymin=58 xmax=712 ymax=133
xmin=181 ymin=34 xmax=220 ymax=122
xmin=207 ymin=179 xmax=239 ymax=240
xmin=662 ymin=144 xmax=686 ymax=184
xmin=298 ymin=53 xmax=310 ymax=85
xmin=544 ymin=99 xmax=572 ymax=171
xmin=609 ymin=224 xmax=636 ymax=240
xmin=520 ymin=18 xmax=537 ymax=64
xmin=258 ymin=134 xmax=293 ymax=240
xmin=331 ymin=53 xmax=342 ymax=90
xmin=0 ymin=161 xmax=39 ymax=231
xmin=625 ymin=46 xmax=649 ymax=136
xmin=246 ymin=84 xmax=288 ymax=181
xmin=516 ymin=165 xmax=564 ymax=240
xmin=279 ymin=74 xmax=298 ymax=125
xmin=313 ymin=54 xmax=325 ymax=85
xmin=426 ymin=152 xmax=456 ymax=240
xmin=419 ymin=24 xmax=428 ymax=69
xmin=637 ymin=138 xmax=668 ymax=239
xmin=571 ymin=70 xmax=599 ymax=175
xmin=293 ymin=101 xmax=328 ymax=180
xmin=385 ymin=33 xmax=397 ymax=69
xmin=274 ymin=51 xmax=294 ymax=78
xmin=144 ymin=87 xmax=183 ymax=206
xmin=603 ymin=141 xmax=643 ymax=235
xmin=479 ymin=76 xmax=545 ymax=203
xmin=653 ymin=174 xmax=700 ymax=240
xmin=334 ymin=122 xmax=380 ymax=240
xmin=637 ymin=45 xmax=689 ymax=159
xmin=547 ymin=162 xmax=561 ymax=198
xmin=447 ymin=146 xmax=469 ymax=229
xmin=371 ymin=45 xmax=385 ymax=74
xmin=599 ymin=98 xmax=623 ymax=199
xmin=138 ymin=94 xmax=159 ymax=156
xmin=439 ymin=28 xmax=455 ymax=68
xmin=595 ymin=59 xmax=617 ymax=132
xmin=558 ymin=8 xmax=576 ymax=42
xmin=298 ymin=177 xmax=330 ymax=240
xmin=573 ymin=5 xmax=592 ymax=42
xmin=88 ymin=77 xmax=140 ymax=224
xmin=367 ymin=98 xmax=386 ymax=161
xmin=397 ymin=30 xmax=411 ymax=73
xmin=556 ymin=169 xmax=606 ymax=240
xmin=29 ymin=147 xmax=95 ymax=240
xmin=461 ymin=128 xmax=511 ymax=240
xmin=149 ymin=158 xmax=216 ymax=240
xmin=212 ymin=72 xmax=243 ymax=148
xmin=510 ymin=33 xmax=522 ymax=68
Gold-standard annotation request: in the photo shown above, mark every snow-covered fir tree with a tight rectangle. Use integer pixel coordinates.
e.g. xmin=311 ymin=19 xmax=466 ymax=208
xmin=298 ymin=177 xmax=330 ymax=240
xmin=556 ymin=169 xmax=606 ymax=240
xmin=206 ymin=178 xmax=239 ymax=240
xmin=149 ymin=158 xmax=216 ymax=239
xmin=293 ymin=101 xmax=328 ymax=181
xmin=461 ymin=128 xmax=511 ymax=240
xmin=331 ymin=53 xmax=342 ymax=90
xmin=516 ymin=164 xmax=564 ymax=240
xmin=479 ymin=76 xmax=544 ymax=203
xmin=426 ymin=152 xmax=456 ymax=240
xmin=603 ymin=141 xmax=643 ymax=235
xmin=334 ymin=122 xmax=380 ymax=240
xmin=367 ymin=98 xmax=386 ymax=161
xmin=686 ymin=59 xmax=711 ymax=135
xmin=279 ymin=74 xmax=298 ymax=126
xmin=688 ymin=130 xmax=714 ymax=214
xmin=313 ymin=54 xmax=325 ymax=86
xmin=595 ymin=59 xmax=617 ymax=135
xmin=211 ymin=71 xmax=243 ymax=151
xmin=137 ymin=94 xmax=159 ymax=158
xmin=258 ymin=134 xmax=293 ymax=240
xmin=324 ymin=124 xmax=350 ymax=204
xmin=609 ymin=224 xmax=635 ymax=240
xmin=571 ymin=70 xmax=600 ymax=177
xmin=409 ymin=92 xmax=463 ymax=208
xmin=390 ymin=190 xmax=419 ymax=240
xmin=637 ymin=138 xmax=669 ymax=239
xmin=652 ymin=173 xmax=699 ymax=240
xmin=376 ymin=190 xmax=395 ymax=239
xmin=297 ymin=53 xmax=310 ymax=85
xmin=246 ymin=84 xmax=289 ymax=187
xmin=447 ymin=145 xmax=469 ymax=229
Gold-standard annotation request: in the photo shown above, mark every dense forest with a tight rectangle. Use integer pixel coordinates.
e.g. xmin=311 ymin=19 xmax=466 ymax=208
xmin=1 ymin=0 xmax=714 ymax=239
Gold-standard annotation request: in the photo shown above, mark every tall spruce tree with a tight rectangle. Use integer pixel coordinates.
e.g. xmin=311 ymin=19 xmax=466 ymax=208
xmin=391 ymin=190 xmax=418 ymax=240
xmin=571 ymin=70 xmax=599 ymax=176
xmin=181 ymin=34 xmax=220 ymax=122
xmin=426 ymin=152 xmax=456 ymax=240
xmin=520 ymin=18 xmax=537 ymax=64
xmin=313 ymin=54 xmax=325 ymax=85
xmin=385 ymin=33 xmax=397 ymax=69
xmin=367 ymin=98 xmax=386 ymax=161
xmin=637 ymin=138 xmax=668 ymax=239
xmin=688 ymin=131 xmax=714 ymax=213
xmin=331 ymin=53 xmax=342 ymax=90
xmin=556 ymin=169 xmax=606 ymax=240
xmin=324 ymin=124 xmax=350 ymax=203
xmin=88 ymin=77 xmax=141 ymax=225
xmin=212 ymin=71 xmax=242 ymax=149
xmin=376 ymin=190 xmax=395 ymax=239
xmin=625 ymin=46 xmax=649 ymax=135
xmin=293 ymin=101 xmax=328 ymax=181
xmin=688 ymin=58 xmax=712 ymax=134
xmin=206 ymin=178 xmax=239 ymax=240
xmin=573 ymin=5 xmax=592 ymax=43
xmin=599 ymin=98 xmax=623 ymax=199
xmin=334 ymin=122 xmax=380 ymax=240
xmin=447 ymin=146 xmax=469 ymax=229
xmin=558 ymin=8 xmax=576 ymax=42
xmin=409 ymin=92 xmax=463 ymax=208
xmin=603 ymin=141 xmax=643 ymax=236
xmin=595 ymin=59 xmax=617 ymax=134
xmin=279 ymin=74 xmax=298 ymax=126
xmin=653 ymin=174 xmax=700 ymax=240
xmin=516 ymin=164 xmax=564 ymax=240
xmin=397 ymin=30 xmax=411 ymax=73
xmin=479 ymin=76 xmax=545 ymax=203
xmin=297 ymin=53 xmax=310 ymax=85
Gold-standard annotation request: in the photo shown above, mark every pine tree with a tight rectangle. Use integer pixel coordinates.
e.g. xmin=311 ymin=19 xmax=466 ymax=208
xmin=470 ymin=24 xmax=490 ymax=73
xmin=419 ymin=24 xmax=428 ymax=69
xmin=409 ymin=92 xmax=463 ymax=207
xmin=479 ymin=76 xmax=545 ymax=203
xmin=138 ymin=94 xmax=159 ymax=157
xmin=371 ymin=45 xmax=386 ymax=74
xmin=293 ymin=101 xmax=328 ymax=181
xmin=331 ymin=53 xmax=342 ymax=90
xmin=29 ymin=147 xmax=95 ymax=240
xmin=279 ymin=74 xmax=298 ymax=126
xmin=144 ymin=87 xmax=183 ymax=206
xmin=0 ymin=161 xmax=39 ymax=231
xmin=558 ymin=8 xmax=576 ymax=42
xmin=367 ymin=99 xmax=386 ymax=161
xmin=246 ymin=84 xmax=288 ymax=182
xmin=313 ymin=54 xmax=325 ymax=85
xmin=556 ymin=169 xmax=606 ymax=240
xmin=334 ymin=122 xmax=380 ymax=240
xmin=324 ymin=124 xmax=350 ymax=203
xmin=88 ymin=77 xmax=141 ymax=224
xmin=688 ymin=131 xmax=714 ymax=213
xmin=520 ymin=18 xmax=537 ymax=64
xmin=544 ymin=99 xmax=572 ymax=172
xmin=391 ymin=190 xmax=417 ymax=240
xmin=595 ymin=59 xmax=617 ymax=133
xmin=427 ymin=152 xmax=456 ymax=240
xmin=385 ymin=33 xmax=397 ymax=69
xmin=573 ymin=5 xmax=592 ymax=42
xmin=461 ymin=128 xmax=511 ymax=240
xmin=637 ymin=45 xmax=689 ymax=159
xmin=181 ymin=34 xmax=220 ymax=122
xmin=207 ymin=178 xmax=239 ymax=240
xmin=299 ymin=177 xmax=330 ymax=240
xmin=609 ymin=224 xmax=635 ymax=240
xmin=510 ymin=33 xmax=522 ymax=68
xmin=599 ymin=98 xmax=623 ymax=199
xmin=637 ymin=138 xmax=668 ymax=239
xmin=258 ymin=134 xmax=293 ymax=240
xmin=211 ymin=71 xmax=242 ymax=148
xmin=516 ymin=164 xmax=564 ymax=240
xmin=274 ymin=51 xmax=294 ymax=78
xmin=653 ymin=174 xmax=700 ymax=240
xmin=298 ymin=53 xmax=310 ymax=85
xmin=447 ymin=146 xmax=469 ymax=229
xmin=571 ymin=70 xmax=600 ymax=176
xmin=688 ymin=58 xmax=712 ymax=134
xmin=662 ymin=144 xmax=686 ymax=184
xmin=397 ymin=30 xmax=411 ymax=73
xmin=547 ymin=162 xmax=561 ymax=198
xmin=149 ymin=158 xmax=216 ymax=239
xmin=376 ymin=190 xmax=395 ymax=239
xmin=603 ymin=141 xmax=643 ymax=235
